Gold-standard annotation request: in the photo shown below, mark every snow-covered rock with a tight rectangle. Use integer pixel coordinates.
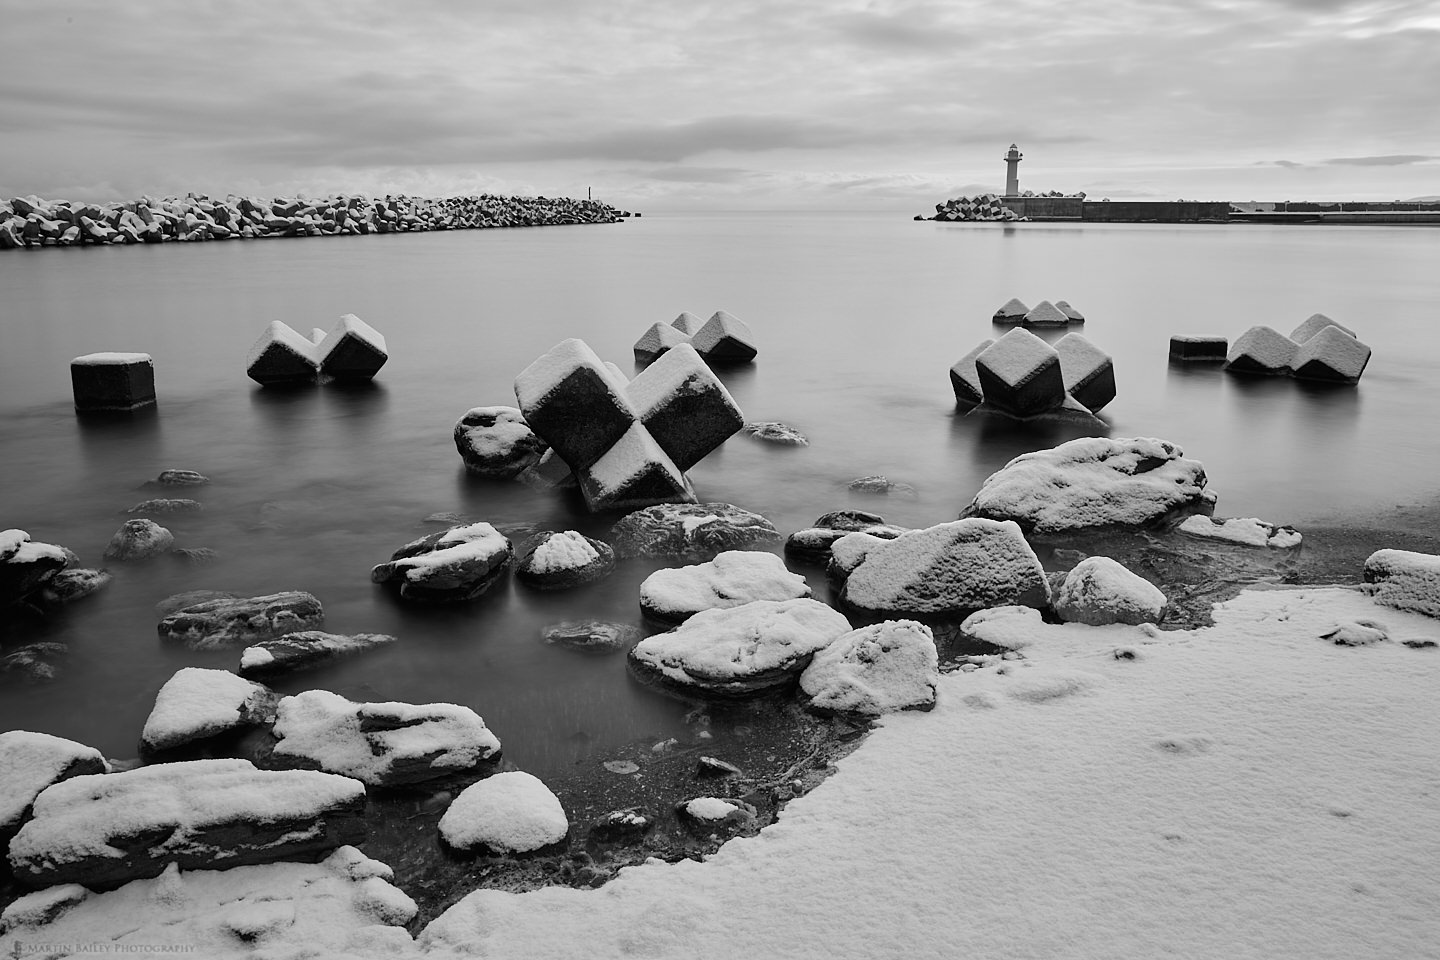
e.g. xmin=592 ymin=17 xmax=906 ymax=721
xmin=453 ymin=406 xmax=548 ymax=479
xmin=245 ymin=320 xmax=319 ymax=385
xmin=7 ymin=759 xmax=367 ymax=888
xmin=37 ymin=567 xmax=111 ymax=606
xmin=315 ymin=313 xmax=388 ymax=381
xmin=690 ymin=310 xmax=757 ymax=362
xmin=102 ymin=518 xmax=174 ymax=560
xmin=1052 ymin=557 xmax=1168 ymax=626
xmin=975 ymin=327 xmax=1067 ymax=417
xmin=1292 ymin=324 xmax=1371 ymax=383
xmin=1289 ymin=312 xmax=1355 ymax=343
xmin=1022 ymin=300 xmax=1069 ymax=327
xmin=1224 ymin=325 xmax=1298 ymax=376
xmin=266 ymin=689 xmax=501 ymax=787
xmin=628 ymin=342 xmax=744 ymax=471
xmin=1055 ymin=332 xmax=1116 ymax=412
xmin=70 ymin=351 xmax=156 ymax=412
xmin=1365 ymin=549 xmax=1440 ymax=619
xmin=237 ymin=630 xmax=398 ymax=678
xmin=633 ymin=320 xmax=692 ymax=361
xmin=991 ymin=297 xmax=1028 ymax=323
xmin=0 ymin=533 xmax=71 ymax=607
xmin=155 ymin=589 xmax=238 ymax=617
xmin=439 ymin=771 xmax=568 ymax=853
xmin=514 ymin=338 xmax=639 ymax=471
xmin=785 ymin=510 xmax=910 ymax=565
xmin=799 ymin=620 xmax=939 ymax=715
xmin=514 ymin=530 xmax=615 ymax=589
xmin=157 ymin=591 xmax=325 ymax=649
xmin=831 ymin=519 xmax=1050 ymax=616
xmin=629 ymin=598 xmax=852 ymax=697
xmin=962 ymin=436 xmax=1213 ymax=537
xmin=949 ymin=339 xmax=993 ymax=407
xmin=577 ymin=421 xmax=693 ymax=512
xmin=0 ymin=731 xmax=108 ymax=836
xmin=639 ymin=550 xmax=811 ymax=623
xmin=1178 ymin=515 xmax=1302 ymax=549
xmin=370 ymin=521 xmax=513 ymax=602
xmin=141 ymin=667 xmax=278 ymax=753
xmin=1 ymin=527 xmax=28 ymax=561
xmin=610 ymin=502 xmax=781 ymax=559
xmin=677 ymin=796 xmax=756 ymax=835
xmin=957 ymin=603 xmax=1047 ymax=651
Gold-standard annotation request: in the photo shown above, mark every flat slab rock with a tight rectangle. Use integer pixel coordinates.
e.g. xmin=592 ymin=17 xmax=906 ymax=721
xmin=371 ymin=522 xmax=513 ymax=602
xmin=609 ymin=502 xmax=782 ymax=559
xmin=157 ymin=591 xmax=325 ymax=650
xmin=639 ymin=550 xmax=811 ymax=623
xmin=7 ymin=759 xmax=367 ymax=889
xmin=961 ymin=436 xmax=1214 ymax=538
xmin=238 ymin=630 xmax=397 ymax=678
xmin=0 ymin=731 xmax=109 ymax=835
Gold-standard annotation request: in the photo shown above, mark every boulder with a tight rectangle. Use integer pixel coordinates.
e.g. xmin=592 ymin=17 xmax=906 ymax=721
xmin=147 ymin=468 xmax=210 ymax=487
xmin=785 ymin=511 xmax=909 ymax=565
xmin=316 ymin=314 xmax=387 ymax=381
xmin=0 ymin=643 xmax=67 ymax=681
xmin=1055 ymin=333 xmax=1116 ymax=412
xmin=627 ymin=343 xmax=744 ymax=471
xmin=744 ymin=421 xmax=809 ymax=445
xmin=7 ymin=759 xmax=367 ymax=889
xmin=0 ymin=731 xmax=108 ymax=838
xmin=1169 ymin=336 xmax=1229 ymax=362
xmin=1224 ymin=326 xmax=1297 ymax=376
xmin=246 ymin=321 xmax=319 ymax=385
xmin=991 ymin=298 xmax=1029 ymax=323
xmin=830 ymin=519 xmax=1050 ymax=617
xmin=238 ymin=630 xmax=398 ymax=678
xmin=974 ymin=328 xmax=1067 ymax=417
xmin=38 ymin=568 xmax=112 ymax=606
xmin=70 ymin=352 xmax=156 ymax=412
xmin=1177 ymin=516 xmax=1302 ymax=549
xmin=154 ymin=589 xmax=239 ymax=617
xmin=949 ymin=339 xmax=993 ymax=407
xmin=126 ymin=498 xmax=202 ymax=515
xmin=1054 ymin=300 xmax=1085 ymax=322
xmin=1 ymin=533 xmax=71 ymax=607
xmin=577 ymin=422 xmax=694 ymax=512
xmin=1022 ymin=300 xmax=1070 ymax=327
xmin=157 ymin=591 xmax=325 ymax=649
xmin=847 ymin=475 xmax=919 ymax=497
xmin=670 ymin=311 xmax=705 ymax=336
xmin=957 ymin=604 xmax=1046 ymax=651
xmin=609 ymin=502 xmax=782 ymax=559
xmin=102 ymin=518 xmax=174 ymax=560
xmin=1291 ymin=325 xmax=1371 ymax=383
xmin=541 ymin=619 xmax=639 ymax=654
xmin=961 ymin=436 xmax=1213 ymax=537
xmin=439 ymin=771 xmax=568 ymax=853
xmin=1289 ymin=312 xmax=1356 ymax=343
xmin=264 ymin=689 xmax=501 ymax=787
xmin=1364 ymin=549 xmax=1440 ymax=619
xmin=676 ymin=797 xmax=757 ymax=836
xmin=633 ymin=321 xmax=692 ymax=362
xmin=799 ymin=620 xmax=939 ymax=715
xmin=0 ymin=527 xmax=27 ymax=561
xmin=370 ymin=522 xmax=513 ymax=602
xmin=514 ymin=530 xmax=616 ymax=589
xmin=454 ymin=406 xmax=548 ymax=479
xmin=1052 ymin=557 xmax=1167 ymax=626
xmin=690 ymin=310 xmax=758 ymax=362
xmin=639 ymin=550 xmax=811 ymax=623
xmin=628 ymin=598 xmax=852 ymax=697
xmin=141 ymin=667 xmax=279 ymax=753
xmin=589 ymin=806 xmax=655 ymax=842
xmin=514 ymin=338 xmax=638 ymax=471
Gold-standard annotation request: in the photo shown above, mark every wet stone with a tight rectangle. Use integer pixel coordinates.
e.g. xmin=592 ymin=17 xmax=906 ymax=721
xmin=541 ymin=620 xmax=639 ymax=654
xmin=126 ymin=498 xmax=202 ymax=515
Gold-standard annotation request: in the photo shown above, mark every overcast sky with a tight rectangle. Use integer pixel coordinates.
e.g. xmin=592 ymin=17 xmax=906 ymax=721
xmin=2 ymin=0 xmax=1436 ymax=208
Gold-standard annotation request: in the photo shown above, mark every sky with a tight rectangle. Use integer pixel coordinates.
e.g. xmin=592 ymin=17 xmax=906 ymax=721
xmin=1 ymin=0 xmax=1437 ymax=209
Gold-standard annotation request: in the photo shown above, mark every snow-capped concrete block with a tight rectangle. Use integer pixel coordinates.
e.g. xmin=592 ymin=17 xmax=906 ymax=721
xmin=157 ymin=591 xmax=326 ymax=649
xmin=633 ymin=321 xmax=692 ymax=362
xmin=1224 ymin=326 xmax=1298 ymax=376
xmin=949 ymin=339 xmax=993 ymax=407
xmin=1022 ymin=300 xmax=1069 ymax=327
xmin=1169 ymin=336 xmax=1228 ymax=361
xmin=671 ymin=311 xmax=705 ymax=336
xmin=639 ymin=550 xmax=811 ymax=623
xmin=0 ymin=731 xmax=107 ymax=836
xmin=626 ymin=342 xmax=744 ymax=471
xmin=975 ymin=328 xmax=1067 ymax=417
xmin=1289 ymin=312 xmax=1356 ymax=344
xmin=514 ymin=530 xmax=616 ymax=589
xmin=439 ymin=771 xmax=568 ymax=853
xmin=991 ymin=298 xmax=1028 ymax=323
xmin=246 ymin=321 xmax=319 ymax=386
xmin=316 ymin=314 xmax=387 ymax=381
xmin=1054 ymin=300 xmax=1085 ymax=322
xmin=799 ymin=620 xmax=939 ymax=716
xmin=1291 ymin=325 xmax=1371 ymax=384
xmin=514 ymin=338 xmax=639 ymax=470
xmin=1052 ymin=556 xmax=1167 ymax=626
xmin=454 ymin=406 xmax=548 ymax=479
xmin=370 ymin=521 xmax=513 ymax=602
xmin=141 ymin=667 xmax=278 ymax=753
xmin=1055 ymin=333 xmax=1115 ymax=412
xmin=690 ymin=310 xmax=758 ymax=362
xmin=1364 ymin=549 xmax=1440 ymax=619
xmin=577 ymin=422 xmax=694 ymax=512
xmin=70 ymin=352 xmax=156 ymax=412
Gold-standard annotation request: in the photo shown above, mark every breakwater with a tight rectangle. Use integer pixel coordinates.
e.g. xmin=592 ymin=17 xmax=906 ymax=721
xmin=926 ymin=194 xmax=1440 ymax=225
xmin=0 ymin=193 xmax=633 ymax=250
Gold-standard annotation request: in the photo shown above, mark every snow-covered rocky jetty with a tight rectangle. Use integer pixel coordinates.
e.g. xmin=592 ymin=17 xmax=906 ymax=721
xmin=961 ymin=436 xmax=1214 ymax=537
xmin=370 ymin=522 xmax=513 ymax=602
xmin=639 ymin=550 xmax=811 ymax=623
xmin=1224 ymin=313 xmax=1371 ymax=383
xmin=950 ymin=327 xmax=1114 ymax=419
xmin=631 ymin=310 xmax=759 ymax=363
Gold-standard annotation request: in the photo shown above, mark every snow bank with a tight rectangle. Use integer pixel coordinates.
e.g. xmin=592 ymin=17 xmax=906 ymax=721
xmin=141 ymin=667 xmax=277 ymax=752
xmin=0 ymin=731 xmax=107 ymax=832
xmin=639 ymin=550 xmax=811 ymax=622
xmin=1365 ymin=549 xmax=1440 ymax=619
xmin=1179 ymin=515 xmax=1302 ymax=549
xmin=1053 ymin=556 xmax=1168 ymax=626
xmin=799 ymin=620 xmax=939 ymax=715
xmin=439 ymin=771 xmax=568 ymax=853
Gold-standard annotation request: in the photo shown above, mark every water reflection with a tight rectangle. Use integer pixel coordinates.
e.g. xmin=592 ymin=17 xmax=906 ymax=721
xmin=74 ymin=402 xmax=162 ymax=472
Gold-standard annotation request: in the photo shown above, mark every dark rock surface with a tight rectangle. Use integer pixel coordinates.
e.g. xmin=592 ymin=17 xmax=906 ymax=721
xmin=238 ymin=630 xmax=398 ymax=678
xmin=157 ymin=591 xmax=325 ymax=649
xmin=514 ymin=531 xmax=616 ymax=590
xmin=371 ymin=522 xmax=513 ymax=602
xmin=541 ymin=620 xmax=639 ymax=654
xmin=610 ymin=502 xmax=781 ymax=560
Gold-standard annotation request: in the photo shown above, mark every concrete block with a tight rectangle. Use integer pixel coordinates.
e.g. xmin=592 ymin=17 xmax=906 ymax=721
xmin=1224 ymin=326 xmax=1297 ymax=376
xmin=1289 ymin=313 xmax=1356 ymax=344
xmin=992 ymin=298 xmax=1028 ymax=323
xmin=633 ymin=321 xmax=692 ymax=362
xmin=975 ymin=328 xmax=1066 ymax=417
xmin=71 ymin=353 xmax=156 ymax=412
xmin=514 ymin=339 xmax=639 ymax=470
xmin=1291 ymin=325 xmax=1371 ymax=383
xmin=626 ymin=343 xmax=744 ymax=471
xmin=690 ymin=310 xmax=757 ymax=362
xmin=948 ymin=339 xmax=993 ymax=407
xmin=1055 ymin=333 xmax=1115 ymax=411
xmin=246 ymin=321 xmax=319 ymax=385
xmin=1169 ymin=336 xmax=1228 ymax=361
xmin=1022 ymin=300 xmax=1070 ymax=327
xmin=316 ymin=314 xmax=388 ymax=381
xmin=578 ymin=423 xmax=694 ymax=512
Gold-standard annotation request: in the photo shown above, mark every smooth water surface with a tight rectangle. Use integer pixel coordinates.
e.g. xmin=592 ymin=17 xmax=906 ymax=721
xmin=3 ymin=212 xmax=1438 ymax=772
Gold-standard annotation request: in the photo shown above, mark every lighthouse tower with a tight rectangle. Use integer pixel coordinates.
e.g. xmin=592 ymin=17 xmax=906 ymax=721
xmin=1003 ymin=144 xmax=1023 ymax=197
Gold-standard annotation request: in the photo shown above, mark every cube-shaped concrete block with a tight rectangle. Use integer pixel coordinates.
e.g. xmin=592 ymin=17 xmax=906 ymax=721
xmin=71 ymin=353 xmax=156 ymax=412
xmin=949 ymin=339 xmax=994 ymax=408
xmin=1292 ymin=325 xmax=1371 ymax=383
xmin=626 ymin=343 xmax=744 ymax=471
xmin=246 ymin=322 xmax=319 ymax=385
xmin=1169 ymin=336 xmax=1228 ymax=361
xmin=1022 ymin=300 xmax=1069 ymax=327
xmin=690 ymin=311 xmax=758 ymax=362
xmin=992 ymin=298 xmax=1028 ymax=324
xmin=1224 ymin=326 xmax=1297 ymax=376
xmin=1289 ymin=313 xmax=1356 ymax=344
xmin=317 ymin=314 xmax=388 ymax=381
xmin=1054 ymin=300 xmax=1085 ymax=322
xmin=975 ymin=328 xmax=1066 ymax=417
xmin=633 ymin=321 xmax=692 ymax=362
xmin=578 ymin=423 xmax=695 ymax=512
xmin=1055 ymin=333 xmax=1115 ymax=412
xmin=670 ymin=312 xmax=705 ymax=336
xmin=514 ymin=339 xmax=639 ymax=470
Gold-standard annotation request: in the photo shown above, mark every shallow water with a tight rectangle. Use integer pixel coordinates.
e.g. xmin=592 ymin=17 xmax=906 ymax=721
xmin=2 ymin=213 xmax=1438 ymax=774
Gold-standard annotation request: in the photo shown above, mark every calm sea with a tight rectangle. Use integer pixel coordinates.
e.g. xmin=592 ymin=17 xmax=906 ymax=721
xmin=2 ymin=211 xmax=1438 ymax=773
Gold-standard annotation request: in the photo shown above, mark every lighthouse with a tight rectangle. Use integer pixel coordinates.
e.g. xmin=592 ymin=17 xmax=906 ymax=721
xmin=1003 ymin=144 xmax=1023 ymax=197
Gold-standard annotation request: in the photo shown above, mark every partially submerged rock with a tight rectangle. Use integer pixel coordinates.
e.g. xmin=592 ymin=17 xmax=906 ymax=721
xmin=140 ymin=667 xmax=278 ymax=753
xmin=1 ymin=533 xmax=72 ymax=607
xmin=541 ymin=619 xmax=639 ymax=654
xmin=370 ymin=522 xmax=513 ymax=602
xmin=154 ymin=589 xmax=239 ymax=618
xmin=639 ymin=550 xmax=811 ymax=623
xmin=1364 ymin=549 xmax=1440 ymax=619
xmin=157 ymin=591 xmax=325 ymax=649
xmin=38 ymin=567 xmax=111 ymax=606
xmin=514 ymin=530 xmax=616 ymax=590
xmin=610 ymin=502 xmax=781 ymax=559
xmin=146 ymin=469 xmax=209 ymax=487
xmin=744 ymin=421 xmax=809 ymax=445
xmin=238 ymin=630 xmax=398 ymax=678
xmin=1052 ymin=557 xmax=1167 ymax=626
xmin=454 ymin=406 xmax=548 ymax=479
xmin=799 ymin=620 xmax=939 ymax=715
xmin=1178 ymin=515 xmax=1302 ymax=549
xmin=102 ymin=518 xmax=174 ymax=560
xmin=0 ymin=731 xmax=108 ymax=838
xmin=785 ymin=510 xmax=909 ymax=565
xmin=126 ymin=498 xmax=202 ymax=515
xmin=439 ymin=771 xmax=568 ymax=853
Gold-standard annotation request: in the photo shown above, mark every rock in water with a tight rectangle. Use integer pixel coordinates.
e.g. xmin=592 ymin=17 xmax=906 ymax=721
xmin=627 ymin=343 xmax=744 ymax=471
xmin=799 ymin=620 xmax=939 ymax=715
xmin=514 ymin=531 xmax=615 ymax=590
xmin=38 ymin=568 xmax=111 ymax=606
xmin=157 ymin=591 xmax=325 ymax=649
xmin=102 ymin=519 xmax=174 ymax=560
xmin=264 ymin=689 xmax=501 ymax=787
xmin=439 ymin=771 xmax=568 ymax=853
xmin=640 ymin=550 xmax=811 ymax=623
xmin=246 ymin=321 xmax=319 ymax=385
xmin=147 ymin=468 xmax=210 ymax=487
xmin=785 ymin=511 xmax=910 ymax=565
xmin=1052 ymin=557 xmax=1168 ymax=626
xmin=830 ymin=519 xmax=1050 ymax=617
xmin=744 ymin=421 xmax=809 ymax=445
xmin=541 ymin=620 xmax=638 ymax=654
xmin=961 ymin=436 xmax=1213 ymax=537
xmin=0 ymin=731 xmax=108 ymax=839
xmin=1055 ymin=333 xmax=1116 ymax=412
xmin=315 ymin=313 xmax=387 ymax=381
xmin=1224 ymin=326 xmax=1297 ymax=376
xmin=690 ymin=310 xmax=758 ymax=362
xmin=453 ymin=406 xmax=548 ymax=479
xmin=1 ymin=533 xmax=72 ymax=607
xmin=1177 ymin=516 xmax=1302 ymax=549
xmin=370 ymin=522 xmax=513 ymax=602
xmin=1364 ymin=549 xmax=1440 ymax=619
xmin=609 ymin=502 xmax=781 ymax=559
xmin=238 ymin=630 xmax=397 ymax=678
xmin=628 ymin=598 xmax=852 ymax=698
xmin=141 ymin=667 xmax=278 ymax=753
xmin=69 ymin=352 xmax=156 ymax=412
xmin=974 ymin=328 xmax=1067 ymax=417
xmin=7 ymin=759 xmax=366 ymax=889
xmin=154 ymin=589 xmax=239 ymax=617
xmin=126 ymin=498 xmax=202 ymax=515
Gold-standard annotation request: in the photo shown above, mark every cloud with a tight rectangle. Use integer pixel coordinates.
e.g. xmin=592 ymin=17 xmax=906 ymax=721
xmin=1322 ymin=154 xmax=1439 ymax=166
xmin=829 ymin=5 xmax=978 ymax=53
xmin=1255 ymin=160 xmax=1306 ymax=167
xmin=634 ymin=166 xmax=758 ymax=184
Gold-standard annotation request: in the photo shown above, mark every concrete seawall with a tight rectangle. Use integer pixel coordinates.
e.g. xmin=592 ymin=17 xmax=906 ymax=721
xmin=993 ymin=196 xmax=1440 ymax=225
